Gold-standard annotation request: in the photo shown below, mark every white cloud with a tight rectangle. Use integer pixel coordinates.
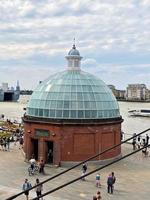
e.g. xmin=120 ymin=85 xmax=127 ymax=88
xmin=0 ymin=0 xmax=149 ymax=89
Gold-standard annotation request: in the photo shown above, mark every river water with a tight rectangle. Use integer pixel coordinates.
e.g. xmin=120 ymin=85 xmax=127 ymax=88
xmin=0 ymin=95 xmax=150 ymax=137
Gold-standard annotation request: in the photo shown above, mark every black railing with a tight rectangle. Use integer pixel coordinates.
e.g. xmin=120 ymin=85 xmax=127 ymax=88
xmin=6 ymin=128 xmax=150 ymax=200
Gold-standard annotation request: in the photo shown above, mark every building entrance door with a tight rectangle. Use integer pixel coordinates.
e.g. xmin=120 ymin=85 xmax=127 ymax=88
xmin=31 ymin=139 xmax=38 ymax=160
xmin=46 ymin=141 xmax=53 ymax=164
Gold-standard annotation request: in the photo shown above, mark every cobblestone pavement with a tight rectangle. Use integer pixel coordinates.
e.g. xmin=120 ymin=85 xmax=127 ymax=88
xmin=0 ymin=142 xmax=150 ymax=200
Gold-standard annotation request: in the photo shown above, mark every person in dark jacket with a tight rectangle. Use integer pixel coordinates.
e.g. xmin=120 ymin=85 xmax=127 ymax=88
xmin=146 ymin=134 xmax=149 ymax=145
xmin=107 ymin=174 xmax=114 ymax=194
xmin=6 ymin=137 xmax=10 ymax=150
xmin=112 ymin=172 xmax=116 ymax=189
xmin=81 ymin=163 xmax=87 ymax=181
xmin=39 ymin=160 xmax=45 ymax=174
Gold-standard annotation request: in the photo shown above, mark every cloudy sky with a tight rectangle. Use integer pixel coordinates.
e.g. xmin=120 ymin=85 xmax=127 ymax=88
xmin=0 ymin=0 xmax=150 ymax=90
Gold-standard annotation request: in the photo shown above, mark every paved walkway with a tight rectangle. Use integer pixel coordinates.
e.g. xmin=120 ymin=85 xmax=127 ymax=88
xmin=0 ymin=142 xmax=150 ymax=200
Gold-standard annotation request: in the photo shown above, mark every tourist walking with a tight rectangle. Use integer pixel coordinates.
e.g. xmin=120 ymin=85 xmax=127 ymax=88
xmin=96 ymin=173 xmax=101 ymax=188
xmin=19 ymin=136 xmax=24 ymax=149
xmin=121 ymin=131 xmax=124 ymax=141
xmin=146 ymin=134 xmax=149 ymax=145
xmin=14 ymin=134 xmax=17 ymax=145
xmin=29 ymin=155 xmax=36 ymax=174
xmin=111 ymin=172 xmax=116 ymax=189
xmin=132 ymin=133 xmax=137 ymax=150
xmin=137 ymin=136 xmax=141 ymax=149
xmin=81 ymin=163 xmax=87 ymax=181
xmin=3 ymin=137 xmax=7 ymax=151
xmin=137 ymin=135 xmax=141 ymax=142
xmin=133 ymin=132 xmax=137 ymax=139
xmin=39 ymin=159 xmax=45 ymax=174
xmin=35 ymin=178 xmax=43 ymax=200
xmin=0 ymin=137 xmax=4 ymax=150
xmin=132 ymin=140 xmax=136 ymax=150
xmin=47 ymin=149 xmax=53 ymax=163
xmin=107 ymin=174 xmax=113 ymax=194
xmin=142 ymin=138 xmax=148 ymax=157
xmin=6 ymin=137 xmax=10 ymax=150
xmin=22 ymin=179 xmax=32 ymax=200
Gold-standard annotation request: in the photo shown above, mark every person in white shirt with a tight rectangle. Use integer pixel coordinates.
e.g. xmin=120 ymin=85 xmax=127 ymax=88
xmin=29 ymin=155 xmax=36 ymax=173
xmin=35 ymin=178 xmax=43 ymax=200
xmin=14 ymin=134 xmax=17 ymax=145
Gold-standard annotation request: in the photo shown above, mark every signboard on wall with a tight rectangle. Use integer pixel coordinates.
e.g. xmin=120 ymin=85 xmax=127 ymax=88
xmin=35 ymin=129 xmax=49 ymax=137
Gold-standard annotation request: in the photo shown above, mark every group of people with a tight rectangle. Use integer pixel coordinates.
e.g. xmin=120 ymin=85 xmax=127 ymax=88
xmin=132 ymin=133 xmax=149 ymax=156
xmin=23 ymin=162 xmax=116 ymax=200
xmin=81 ymin=163 xmax=116 ymax=199
xmin=93 ymin=172 xmax=116 ymax=199
xmin=13 ymin=129 xmax=24 ymax=147
xmin=0 ymin=122 xmax=24 ymax=151
xmin=22 ymin=156 xmax=46 ymax=199
xmin=107 ymin=172 xmax=116 ymax=194
xmin=0 ymin=134 xmax=24 ymax=151
xmin=0 ymin=137 xmax=10 ymax=150
xmin=22 ymin=178 xmax=43 ymax=200
xmin=29 ymin=156 xmax=45 ymax=175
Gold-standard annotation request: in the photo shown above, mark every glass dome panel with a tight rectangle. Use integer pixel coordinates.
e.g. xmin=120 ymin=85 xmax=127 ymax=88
xmin=27 ymin=70 xmax=120 ymax=120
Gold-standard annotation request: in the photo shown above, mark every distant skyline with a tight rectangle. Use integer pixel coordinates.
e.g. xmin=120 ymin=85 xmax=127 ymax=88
xmin=0 ymin=0 xmax=150 ymax=90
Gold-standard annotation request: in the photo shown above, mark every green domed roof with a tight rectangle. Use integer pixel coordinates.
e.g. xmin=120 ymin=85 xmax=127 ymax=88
xmin=26 ymin=44 xmax=120 ymax=121
xmin=27 ymin=69 xmax=120 ymax=120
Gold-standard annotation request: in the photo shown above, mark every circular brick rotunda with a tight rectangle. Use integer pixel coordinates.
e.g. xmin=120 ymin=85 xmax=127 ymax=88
xmin=23 ymin=44 xmax=123 ymax=165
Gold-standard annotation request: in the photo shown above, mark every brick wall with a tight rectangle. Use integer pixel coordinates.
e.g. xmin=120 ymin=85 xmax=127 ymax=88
xmin=23 ymin=119 xmax=122 ymax=165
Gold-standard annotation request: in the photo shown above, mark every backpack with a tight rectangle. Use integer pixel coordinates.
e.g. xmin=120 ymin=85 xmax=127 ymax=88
xmin=27 ymin=182 xmax=32 ymax=189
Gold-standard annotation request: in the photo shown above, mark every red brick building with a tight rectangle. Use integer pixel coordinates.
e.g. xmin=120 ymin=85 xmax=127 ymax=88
xmin=23 ymin=44 xmax=123 ymax=165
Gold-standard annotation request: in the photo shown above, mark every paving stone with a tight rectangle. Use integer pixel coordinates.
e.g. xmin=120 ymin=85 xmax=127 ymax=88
xmin=0 ymin=143 xmax=150 ymax=199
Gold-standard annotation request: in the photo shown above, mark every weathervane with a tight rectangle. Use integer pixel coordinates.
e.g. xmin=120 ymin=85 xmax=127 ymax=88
xmin=73 ymin=38 xmax=76 ymax=49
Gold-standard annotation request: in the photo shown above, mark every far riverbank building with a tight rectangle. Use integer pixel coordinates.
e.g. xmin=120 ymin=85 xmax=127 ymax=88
xmin=23 ymin=44 xmax=123 ymax=165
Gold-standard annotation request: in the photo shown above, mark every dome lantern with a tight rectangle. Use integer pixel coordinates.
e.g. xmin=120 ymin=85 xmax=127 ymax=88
xmin=65 ymin=41 xmax=82 ymax=71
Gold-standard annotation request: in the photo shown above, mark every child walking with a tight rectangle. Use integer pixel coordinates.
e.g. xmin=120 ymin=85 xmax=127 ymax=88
xmin=96 ymin=173 xmax=101 ymax=187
